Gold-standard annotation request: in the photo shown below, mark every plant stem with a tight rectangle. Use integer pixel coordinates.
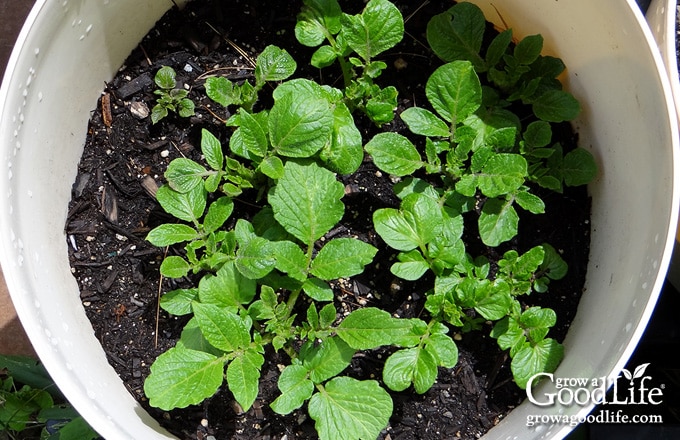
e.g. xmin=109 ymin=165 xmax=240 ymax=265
xmin=286 ymin=288 xmax=302 ymax=317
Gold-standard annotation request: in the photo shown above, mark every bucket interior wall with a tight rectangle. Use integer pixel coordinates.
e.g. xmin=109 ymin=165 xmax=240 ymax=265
xmin=0 ymin=0 xmax=676 ymax=439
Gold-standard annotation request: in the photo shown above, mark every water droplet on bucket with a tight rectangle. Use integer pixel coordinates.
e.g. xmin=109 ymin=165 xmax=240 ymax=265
xmin=34 ymin=299 xmax=40 ymax=309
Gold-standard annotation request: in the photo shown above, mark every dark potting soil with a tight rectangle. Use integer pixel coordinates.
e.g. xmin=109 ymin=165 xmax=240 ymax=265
xmin=65 ymin=1 xmax=592 ymax=439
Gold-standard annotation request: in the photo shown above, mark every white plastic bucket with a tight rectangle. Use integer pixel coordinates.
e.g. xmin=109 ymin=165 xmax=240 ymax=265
xmin=646 ymin=0 xmax=680 ymax=291
xmin=1 ymin=1 xmax=677 ymax=439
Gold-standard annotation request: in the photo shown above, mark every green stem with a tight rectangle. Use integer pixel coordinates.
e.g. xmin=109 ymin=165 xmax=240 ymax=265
xmin=338 ymin=56 xmax=353 ymax=88
xmin=285 ymin=288 xmax=302 ymax=317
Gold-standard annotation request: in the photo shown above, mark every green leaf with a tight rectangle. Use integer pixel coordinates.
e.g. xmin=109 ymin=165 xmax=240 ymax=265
xmin=383 ymin=347 xmax=438 ymax=394
xmin=511 ymin=338 xmax=564 ymax=389
xmin=427 ymin=215 xmax=466 ymax=269
xmin=160 ymin=288 xmax=197 ymax=315
xmin=393 ymin=177 xmax=441 ymax=200
xmin=177 ymin=317 xmax=225 ymax=354
xmin=463 ymin=108 xmax=520 ymax=150
xmin=532 ymin=90 xmax=581 ymax=122
xmin=311 ymin=45 xmax=338 ymax=68
xmin=478 ymin=197 xmax=519 ymax=247
xmin=156 ymin=184 xmax=207 ymax=224
xmin=541 ymin=243 xmax=568 ymax=280
xmin=301 ymin=337 xmax=356 ymax=383
xmin=425 ymin=331 xmax=459 ymax=368
xmin=0 ymin=356 xmax=59 ymax=398
xmin=303 ymin=277 xmax=335 ymax=302
xmin=44 ymin=416 xmax=99 ymax=440
xmin=236 ymin=236 xmax=277 ymax=279
xmin=365 ymin=85 xmax=398 ymax=125
xmin=259 ymin=155 xmax=285 ymax=179
xmin=521 ymin=306 xmax=557 ymax=343
xmin=374 ymin=193 xmax=440 ymax=251
xmin=151 ymin=104 xmax=168 ymax=124
xmin=193 ymin=303 xmax=251 ymax=352
xmin=321 ymin=102 xmax=364 ymax=174
xmin=337 ymin=307 xmax=416 ymax=350
xmin=492 ymin=316 xmax=527 ymax=355
xmin=426 ymin=2 xmax=486 ymax=70
xmin=269 ymin=91 xmax=333 ymax=157
xmin=391 ymin=250 xmax=429 ymax=281
xmin=477 ymin=154 xmax=528 ymax=198
xmin=178 ymin=98 xmax=195 ymax=118
xmin=198 ymin=261 xmax=257 ymax=308
xmin=200 ymin=129 xmax=224 ymax=171
xmin=319 ymin=303 xmax=337 ymax=328
xmin=269 ymin=161 xmax=345 ymax=244
xmin=372 ymin=208 xmax=419 ymax=252
xmin=255 ymin=45 xmax=297 ymax=84
xmin=514 ymin=34 xmax=544 ymax=65
xmin=271 ymin=364 xmax=315 ymax=414
xmin=271 ymin=240 xmax=308 ymax=282
xmin=486 ymin=29 xmax=512 ymax=67
xmin=515 ymin=190 xmax=545 ymax=214
xmin=295 ymin=0 xmax=343 ymax=47
xmin=146 ymin=223 xmax=198 ymax=247
xmin=144 ymin=346 xmax=224 ymax=410
xmin=165 ymin=158 xmax=209 ymax=193
xmin=155 ymin=66 xmax=176 ymax=89
xmin=365 ymin=132 xmax=422 ymax=176
xmin=310 ymin=238 xmax=377 ymax=280
xmin=203 ymin=196 xmax=234 ymax=234
xmin=340 ymin=0 xmax=404 ymax=61
xmin=308 ymin=377 xmax=392 ymax=440
xmin=248 ymin=285 xmax=278 ymax=321
xmin=238 ymin=109 xmax=269 ymax=158
xmin=227 ymin=349 xmax=264 ymax=411
xmin=159 ymin=256 xmax=191 ymax=279
xmin=523 ymin=121 xmax=552 ymax=148
xmin=205 ymin=76 xmax=239 ymax=108
xmin=474 ymin=286 xmax=513 ymax=321
xmin=563 ymin=147 xmax=597 ymax=186
xmin=1 ymin=388 xmax=53 ymax=431
xmin=426 ymin=61 xmax=482 ymax=124
xmin=506 ymin=246 xmax=546 ymax=278
xmin=400 ymin=107 xmax=451 ymax=138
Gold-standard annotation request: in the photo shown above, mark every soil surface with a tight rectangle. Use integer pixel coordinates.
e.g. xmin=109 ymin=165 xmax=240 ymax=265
xmin=65 ymin=1 xmax=592 ymax=439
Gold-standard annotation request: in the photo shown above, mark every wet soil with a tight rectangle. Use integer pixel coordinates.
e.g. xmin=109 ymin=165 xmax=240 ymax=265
xmin=65 ymin=1 xmax=591 ymax=439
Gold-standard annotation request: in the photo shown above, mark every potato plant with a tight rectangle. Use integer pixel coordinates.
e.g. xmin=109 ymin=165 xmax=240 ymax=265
xmin=142 ymin=1 xmax=597 ymax=438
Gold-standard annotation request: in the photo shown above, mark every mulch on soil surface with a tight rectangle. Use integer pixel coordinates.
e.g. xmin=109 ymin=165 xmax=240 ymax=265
xmin=65 ymin=1 xmax=591 ymax=439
